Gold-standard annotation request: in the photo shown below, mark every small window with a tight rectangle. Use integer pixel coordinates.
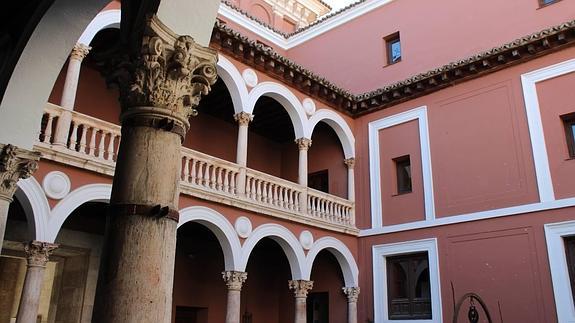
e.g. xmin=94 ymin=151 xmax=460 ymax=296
xmin=562 ymin=113 xmax=575 ymax=158
xmin=539 ymin=0 xmax=561 ymax=7
xmin=385 ymin=32 xmax=401 ymax=65
xmin=565 ymin=236 xmax=575 ymax=304
xmin=394 ymin=155 xmax=412 ymax=194
xmin=308 ymin=170 xmax=329 ymax=193
xmin=386 ymin=252 xmax=432 ymax=320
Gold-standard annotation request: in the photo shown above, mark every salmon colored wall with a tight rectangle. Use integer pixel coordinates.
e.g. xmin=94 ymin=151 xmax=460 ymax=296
xmin=309 ymin=124 xmax=348 ymax=198
xmin=74 ymin=66 xmax=121 ymax=124
xmin=536 ymin=71 xmax=575 ymax=199
xmin=357 ymin=207 xmax=573 ymax=323
xmin=354 ymin=46 xmax=575 ymax=229
xmin=309 ymin=251 xmax=348 ymax=323
xmin=378 ymin=120 xmax=424 ymax=225
xmin=185 ymin=113 xmax=237 ymax=162
xmin=286 ymin=0 xmax=575 ymax=93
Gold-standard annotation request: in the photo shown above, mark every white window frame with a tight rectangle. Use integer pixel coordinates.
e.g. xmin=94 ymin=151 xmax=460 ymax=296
xmin=372 ymin=238 xmax=442 ymax=323
xmin=545 ymin=220 xmax=575 ymax=322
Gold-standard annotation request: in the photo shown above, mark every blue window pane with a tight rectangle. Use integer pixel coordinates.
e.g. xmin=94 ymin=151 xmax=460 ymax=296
xmin=571 ymin=124 xmax=575 ymax=141
xmin=391 ymin=40 xmax=401 ymax=63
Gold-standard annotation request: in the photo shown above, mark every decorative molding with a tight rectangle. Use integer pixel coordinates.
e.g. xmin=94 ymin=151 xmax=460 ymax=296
xmin=0 ymin=144 xmax=40 ymax=201
xmin=234 ymin=216 xmax=253 ymax=238
xmin=70 ymin=43 xmax=91 ymax=61
xmin=233 ymin=112 xmax=254 ymax=126
xmin=305 ymin=236 xmax=359 ymax=286
xmin=42 ymin=171 xmax=71 ymax=200
xmin=302 ymin=98 xmax=316 ymax=116
xmin=242 ymin=68 xmax=259 ymax=87
xmin=372 ymin=238 xmax=442 ymax=323
xmin=23 ymin=240 xmax=59 ymax=268
xmin=342 ymin=286 xmax=360 ymax=303
xmin=368 ymin=106 xmax=435 ymax=228
xmin=344 ymin=157 xmax=355 ymax=169
xmin=295 ymin=137 xmax=312 ymax=150
xmin=288 ymin=279 xmax=314 ymax=298
xmin=299 ymin=230 xmax=314 ymax=250
xmin=545 ymin=220 xmax=575 ymax=322
xmin=222 ymin=270 xmax=248 ymax=291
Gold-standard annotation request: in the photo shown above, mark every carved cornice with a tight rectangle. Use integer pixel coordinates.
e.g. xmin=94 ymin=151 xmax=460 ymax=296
xmin=344 ymin=157 xmax=355 ymax=169
xmin=0 ymin=144 xmax=40 ymax=201
xmin=24 ymin=240 xmax=59 ymax=268
xmin=70 ymin=43 xmax=91 ymax=61
xmin=211 ymin=19 xmax=575 ymax=117
xmin=222 ymin=271 xmax=248 ymax=291
xmin=288 ymin=279 xmax=314 ymax=298
xmin=342 ymin=286 xmax=360 ymax=302
xmin=295 ymin=138 xmax=312 ymax=150
xmin=234 ymin=112 xmax=254 ymax=126
xmin=108 ymin=15 xmax=218 ymax=131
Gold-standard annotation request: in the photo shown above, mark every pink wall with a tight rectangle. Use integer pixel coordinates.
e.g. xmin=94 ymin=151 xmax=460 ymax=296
xmin=286 ymin=0 xmax=575 ymax=93
xmin=536 ymin=71 xmax=575 ymax=199
xmin=309 ymin=251 xmax=348 ymax=323
xmin=309 ymin=124 xmax=348 ymax=198
xmin=378 ymin=120 xmax=425 ymax=225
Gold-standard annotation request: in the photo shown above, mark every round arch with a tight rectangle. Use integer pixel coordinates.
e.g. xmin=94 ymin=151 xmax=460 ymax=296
xmin=77 ymin=9 xmax=121 ymax=45
xmin=247 ymin=82 xmax=307 ymax=139
xmin=305 ymin=236 xmax=359 ymax=287
xmin=306 ymin=109 xmax=356 ymax=159
xmin=240 ymin=223 xmax=306 ymax=279
xmin=178 ymin=206 xmax=242 ymax=271
xmin=47 ymin=183 xmax=112 ymax=242
xmin=15 ymin=177 xmax=51 ymax=241
xmin=217 ymin=55 xmax=250 ymax=115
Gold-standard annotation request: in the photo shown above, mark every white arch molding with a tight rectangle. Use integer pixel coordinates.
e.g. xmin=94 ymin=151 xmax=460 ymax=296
xmin=178 ymin=206 xmax=242 ymax=271
xmin=307 ymin=109 xmax=356 ymax=159
xmin=240 ymin=223 xmax=307 ymax=279
xmin=48 ymin=183 xmax=112 ymax=242
xmin=77 ymin=9 xmax=121 ymax=46
xmin=15 ymin=177 xmax=51 ymax=241
xmin=247 ymin=82 xmax=308 ymax=139
xmin=305 ymin=236 xmax=359 ymax=286
xmin=217 ymin=55 xmax=250 ymax=115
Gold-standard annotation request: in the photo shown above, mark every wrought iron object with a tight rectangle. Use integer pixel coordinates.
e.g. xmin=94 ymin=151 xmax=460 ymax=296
xmin=453 ymin=292 xmax=493 ymax=323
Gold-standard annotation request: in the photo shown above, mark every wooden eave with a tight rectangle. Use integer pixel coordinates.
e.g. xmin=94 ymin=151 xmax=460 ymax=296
xmin=210 ymin=19 xmax=575 ymax=118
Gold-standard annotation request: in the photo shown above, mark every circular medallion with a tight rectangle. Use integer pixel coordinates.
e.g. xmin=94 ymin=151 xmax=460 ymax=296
xmin=235 ymin=216 xmax=253 ymax=238
xmin=299 ymin=230 xmax=314 ymax=250
xmin=42 ymin=171 xmax=71 ymax=200
xmin=242 ymin=68 xmax=258 ymax=87
xmin=302 ymin=98 xmax=316 ymax=116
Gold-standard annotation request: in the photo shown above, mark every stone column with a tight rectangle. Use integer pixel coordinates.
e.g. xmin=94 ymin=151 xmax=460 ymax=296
xmin=234 ymin=112 xmax=253 ymax=195
xmin=344 ymin=158 xmax=355 ymax=202
xmin=53 ymin=43 xmax=91 ymax=147
xmin=93 ymin=16 xmax=218 ymax=323
xmin=342 ymin=287 xmax=360 ymax=323
xmin=0 ymin=144 xmax=40 ymax=251
xmin=288 ymin=279 xmax=313 ymax=323
xmin=295 ymin=138 xmax=312 ymax=212
xmin=222 ymin=271 xmax=247 ymax=323
xmin=15 ymin=241 xmax=58 ymax=323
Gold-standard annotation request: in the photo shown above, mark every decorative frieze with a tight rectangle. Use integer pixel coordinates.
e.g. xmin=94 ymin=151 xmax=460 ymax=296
xmin=70 ymin=43 xmax=91 ymax=61
xmin=222 ymin=271 xmax=248 ymax=291
xmin=295 ymin=138 xmax=312 ymax=151
xmin=23 ymin=241 xmax=58 ymax=268
xmin=288 ymin=279 xmax=314 ymax=298
xmin=344 ymin=157 xmax=355 ymax=170
xmin=0 ymin=144 xmax=40 ymax=201
xmin=234 ymin=112 xmax=254 ymax=126
xmin=342 ymin=286 xmax=360 ymax=303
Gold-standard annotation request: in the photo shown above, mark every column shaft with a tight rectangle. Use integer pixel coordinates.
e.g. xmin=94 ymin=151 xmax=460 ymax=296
xmin=0 ymin=144 xmax=39 ymax=250
xmin=289 ymin=280 xmax=313 ymax=323
xmin=342 ymin=286 xmax=360 ymax=323
xmin=222 ymin=271 xmax=247 ymax=323
xmin=344 ymin=158 xmax=355 ymax=202
xmin=15 ymin=241 xmax=58 ymax=323
xmin=234 ymin=112 xmax=252 ymax=195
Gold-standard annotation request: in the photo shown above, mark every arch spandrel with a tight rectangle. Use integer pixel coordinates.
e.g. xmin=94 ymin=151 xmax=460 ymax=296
xmin=305 ymin=236 xmax=359 ymax=287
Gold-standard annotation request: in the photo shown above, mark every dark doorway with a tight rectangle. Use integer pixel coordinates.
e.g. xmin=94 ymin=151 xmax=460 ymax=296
xmin=175 ymin=306 xmax=208 ymax=323
xmin=307 ymin=292 xmax=329 ymax=323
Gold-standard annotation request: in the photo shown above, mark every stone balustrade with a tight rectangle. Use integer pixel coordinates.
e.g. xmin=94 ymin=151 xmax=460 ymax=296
xmin=36 ymin=104 xmax=357 ymax=233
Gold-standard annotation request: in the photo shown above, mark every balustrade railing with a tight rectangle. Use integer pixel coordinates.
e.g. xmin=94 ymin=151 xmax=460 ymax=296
xmin=37 ymin=104 xmax=356 ymax=231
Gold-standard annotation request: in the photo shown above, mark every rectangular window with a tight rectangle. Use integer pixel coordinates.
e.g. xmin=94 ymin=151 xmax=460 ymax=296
xmin=539 ymin=0 xmax=561 ymax=7
xmin=308 ymin=170 xmax=329 ymax=193
xmin=562 ymin=113 xmax=575 ymax=158
xmin=385 ymin=32 xmax=401 ymax=65
xmin=394 ymin=155 xmax=412 ymax=194
xmin=565 ymin=236 xmax=575 ymax=303
xmin=386 ymin=252 xmax=432 ymax=320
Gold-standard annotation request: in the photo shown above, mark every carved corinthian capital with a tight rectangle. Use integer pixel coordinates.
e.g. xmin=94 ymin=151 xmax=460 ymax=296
xmin=288 ymin=280 xmax=313 ymax=298
xmin=24 ymin=241 xmax=59 ymax=268
xmin=70 ymin=43 xmax=91 ymax=61
xmin=222 ymin=271 xmax=248 ymax=291
xmin=113 ymin=15 xmax=218 ymax=131
xmin=295 ymin=138 xmax=312 ymax=151
xmin=344 ymin=157 xmax=355 ymax=169
xmin=0 ymin=144 xmax=40 ymax=201
xmin=342 ymin=286 xmax=360 ymax=303
xmin=234 ymin=112 xmax=253 ymax=126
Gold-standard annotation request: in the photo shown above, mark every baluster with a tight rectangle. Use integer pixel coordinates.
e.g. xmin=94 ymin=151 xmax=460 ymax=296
xmin=78 ymin=125 xmax=88 ymax=153
xmin=88 ymin=128 xmax=97 ymax=156
xmin=106 ymin=132 xmax=115 ymax=161
xmin=245 ymin=177 xmax=252 ymax=198
xmin=250 ymin=177 xmax=257 ymax=200
xmin=43 ymin=114 xmax=55 ymax=143
xmin=309 ymin=196 xmax=316 ymax=216
xmin=267 ymin=183 xmax=274 ymax=204
xmin=230 ymin=171 xmax=237 ymax=195
xmin=196 ymin=161 xmax=204 ymax=186
xmin=190 ymin=159 xmax=197 ymax=185
xmin=97 ymin=130 xmax=105 ymax=159
xmin=283 ymin=188 xmax=289 ymax=210
xmin=261 ymin=182 xmax=268 ymax=204
xmin=209 ymin=164 xmax=216 ymax=189
xmin=273 ymin=185 xmax=279 ymax=206
xmin=203 ymin=163 xmax=211 ymax=187
xmin=294 ymin=191 xmax=300 ymax=212
xmin=182 ymin=156 xmax=190 ymax=182
xmin=255 ymin=180 xmax=262 ymax=202
xmin=288 ymin=189 xmax=294 ymax=210
xmin=216 ymin=168 xmax=223 ymax=191
xmin=223 ymin=169 xmax=230 ymax=193
xmin=68 ymin=122 xmax=79 ymax=151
